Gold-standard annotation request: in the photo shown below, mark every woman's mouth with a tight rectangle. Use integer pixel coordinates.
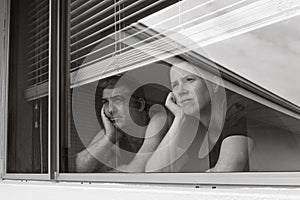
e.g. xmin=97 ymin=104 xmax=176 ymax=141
xmin=180 ymin=99 xmax=192 ymax=104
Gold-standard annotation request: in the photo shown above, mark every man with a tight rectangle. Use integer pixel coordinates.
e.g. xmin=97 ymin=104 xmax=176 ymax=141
xmin=76 ymin=74 xmax=168 ymax=172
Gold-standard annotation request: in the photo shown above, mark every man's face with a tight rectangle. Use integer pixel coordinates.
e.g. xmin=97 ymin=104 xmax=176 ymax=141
xmin=102 ymin=85 xmax=134 ymax=131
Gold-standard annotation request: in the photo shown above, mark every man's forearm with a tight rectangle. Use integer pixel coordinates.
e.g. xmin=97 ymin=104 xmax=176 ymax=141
xmin=76 ymin=131 xmax=115 ymax=172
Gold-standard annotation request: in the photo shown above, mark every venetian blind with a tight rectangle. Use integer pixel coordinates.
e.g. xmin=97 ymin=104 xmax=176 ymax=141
xmin=69 ymin=0 xmax=300 ymax=118
xmin=69 ymin=0 xmax=300 ymax=89
xmin=25 ymin=0 xmax=49 ymax=101
xmin=69 ymin=0 xmax=179 ymax=87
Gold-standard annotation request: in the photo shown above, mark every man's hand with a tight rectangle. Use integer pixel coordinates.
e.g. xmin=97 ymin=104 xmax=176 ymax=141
xmin=76 ymin=108 xmax=118 ymax=172
xmin=101 ymin=107 xmax=117 ymax=143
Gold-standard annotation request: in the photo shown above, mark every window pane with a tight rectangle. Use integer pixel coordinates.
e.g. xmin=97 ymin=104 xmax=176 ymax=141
xmin=7 ymin=0 xmax=49 ymax=173
xmin=61 ymin=0 xmax=300 ymax=174
xmin=65 ymin=57 xmax=300 ymax=173
xmin=61 ymin=0 xmax=179 ymax=173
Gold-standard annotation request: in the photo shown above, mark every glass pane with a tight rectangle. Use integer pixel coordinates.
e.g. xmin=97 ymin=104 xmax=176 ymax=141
xmin=61 ymin=0 xmax=300 ymax=174
xmin=65 ymin=55 xmax=254 ymax=173
xmin=61 ymin=0 xmax=180 ymax=173
xmin=7 ymin=0 xmax=49 ymax=173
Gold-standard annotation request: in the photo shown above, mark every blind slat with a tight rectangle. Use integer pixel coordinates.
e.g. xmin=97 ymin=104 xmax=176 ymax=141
xmin=28 ymin=41 xmax=49 ymax=55
xmin=29 ymin=5 xmax=49 ymax=21
xmin=29 ymin=16 xmax=49 ymax=33
xmin=72 ymin=31 xmax=177 ymax=71
xmin=28 ymin=71 xmax=49 ymax=82
xmin=70 ymin=0 xmax=165 ymax=48
xmin=71 ymin=0 xmax=108 ymax=20
xmin=29 ymin=27 xmax=49 ymax=41
xmin=29 ymin=0 xmax=46 ymax=8
xmin=28 ymin=34 xmax=48 ymax=47
xmin=71 ymin=0 xmax=124 ymax=32
xmin=71 ymin=0 xmax=90 ymax=11
xmin=28 ymin=64 xmax=49 ymax=75
xmin=71 ymin=0 xmax=145 ymax=38
xmin=29 ymin=0 xmax=48 ymax=15
xmin=28 ymin=56 xmax=49 ymax=69
xmin=28 ymin=79 xmax=49 ymax=87
xmin=29 ymin=8 xmax=49 ymax=26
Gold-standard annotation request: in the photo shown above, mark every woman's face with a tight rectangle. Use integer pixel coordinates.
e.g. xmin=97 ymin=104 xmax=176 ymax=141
xmin=170 ymin=62 xmax=211 ymax=118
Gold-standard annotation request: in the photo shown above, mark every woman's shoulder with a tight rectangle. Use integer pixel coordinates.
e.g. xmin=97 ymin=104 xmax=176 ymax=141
xmin=225 ymin=90 xmax=248 ymax=119
xmin=222 ymin=90 xmax=249 ymax=137
xmin=226 ymin=90 xmax=248 ymax=107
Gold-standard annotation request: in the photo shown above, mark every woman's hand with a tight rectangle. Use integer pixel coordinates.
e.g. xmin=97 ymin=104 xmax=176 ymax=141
xmin=165 ymin=92 xmax=185 ymax=119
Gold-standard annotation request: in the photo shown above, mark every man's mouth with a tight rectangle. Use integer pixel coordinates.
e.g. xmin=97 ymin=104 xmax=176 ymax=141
xmin=110 ymin=117 xmax=121 ymax=123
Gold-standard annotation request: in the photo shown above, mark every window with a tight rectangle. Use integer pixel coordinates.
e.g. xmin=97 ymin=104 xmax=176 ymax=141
xmin=3 ymin=0 xmax=300 ymax=185
xmin=60 ymin=0 xmax=180 ymax=173
xmin=7 ymin=0 xmax=49 ymax=174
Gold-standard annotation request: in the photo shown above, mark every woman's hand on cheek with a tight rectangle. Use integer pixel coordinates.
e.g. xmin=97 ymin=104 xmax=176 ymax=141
xmin=165 ymin=92 xmax=185 ymax=119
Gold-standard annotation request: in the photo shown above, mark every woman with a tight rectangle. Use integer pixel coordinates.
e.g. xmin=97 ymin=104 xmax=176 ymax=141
xmin=146 ymin=57 xmax=253 ymax=172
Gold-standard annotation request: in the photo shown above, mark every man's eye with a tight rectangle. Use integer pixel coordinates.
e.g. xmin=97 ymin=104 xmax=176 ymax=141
xmin=113 ymin=96 xmax=124 ymax=103
xmin=101 ymin=99 xmax=108 ymax=105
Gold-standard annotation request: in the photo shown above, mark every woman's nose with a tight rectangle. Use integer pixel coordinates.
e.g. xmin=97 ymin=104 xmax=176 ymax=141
xmin=177 ymin=83 xmax=188 ymax=96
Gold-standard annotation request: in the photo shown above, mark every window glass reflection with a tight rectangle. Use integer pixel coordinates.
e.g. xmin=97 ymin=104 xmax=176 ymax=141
xmin=7 ymin=0 xmax=49 ymax=173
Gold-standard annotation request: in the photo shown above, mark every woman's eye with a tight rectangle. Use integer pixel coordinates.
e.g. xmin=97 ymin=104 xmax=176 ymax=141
xmin=186 ymin=77 xmax=195 ymax=82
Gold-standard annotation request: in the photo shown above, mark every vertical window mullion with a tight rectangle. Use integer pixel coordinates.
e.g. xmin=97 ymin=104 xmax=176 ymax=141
xmin=49 ymin=0 xmax=59 ymax=180
xmin=57 ymin=0 xmax=71 ymax=176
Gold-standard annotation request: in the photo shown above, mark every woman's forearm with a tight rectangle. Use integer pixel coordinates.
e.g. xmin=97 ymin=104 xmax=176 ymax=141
xmin=145 ymin=117 xmax=185 ymax=172
xmin=209 ymin=135 xmax=253 ymax=172
xmin=119 ymin=112 xmax=169 ymax=172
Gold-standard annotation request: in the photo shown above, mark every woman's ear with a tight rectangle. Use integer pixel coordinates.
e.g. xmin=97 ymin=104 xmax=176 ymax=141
xmin=137 ymin=97 xmax=146 ymax=112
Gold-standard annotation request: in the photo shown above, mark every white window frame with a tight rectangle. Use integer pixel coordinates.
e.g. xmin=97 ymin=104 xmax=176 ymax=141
xmin=1 ymin=0 xmax=300 ymax=186
xmin=56 ymin=0 xmax=300 ymax=186
xmin=1 ymin=0 xmax=56 ymax=181
xmin=56 ymin=52 xmax=300 ymax=186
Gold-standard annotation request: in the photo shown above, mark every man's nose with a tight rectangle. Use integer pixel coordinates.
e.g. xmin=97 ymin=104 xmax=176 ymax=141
xmin=108 ymin=101 xmax=116 ymax=112
xmin=105 ymin=101 xmax=116 ymax=117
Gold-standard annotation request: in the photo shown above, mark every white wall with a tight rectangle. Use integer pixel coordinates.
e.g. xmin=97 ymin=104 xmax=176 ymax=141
xmin=0 ymin=180 xmax=300 ymax=200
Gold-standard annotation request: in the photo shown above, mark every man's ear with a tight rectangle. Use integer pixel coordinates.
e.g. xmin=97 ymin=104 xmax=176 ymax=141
xmin=137 ymin=97 xmax=146 ymax=112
